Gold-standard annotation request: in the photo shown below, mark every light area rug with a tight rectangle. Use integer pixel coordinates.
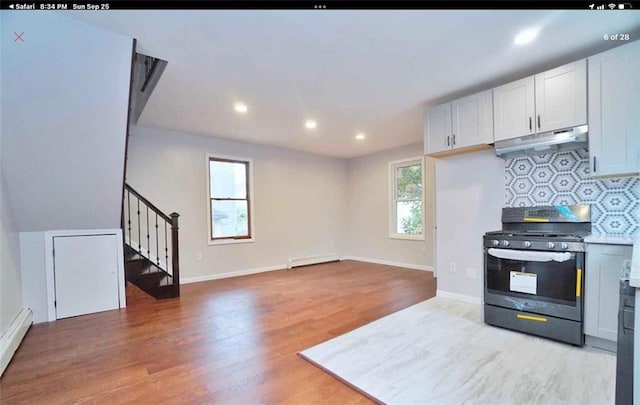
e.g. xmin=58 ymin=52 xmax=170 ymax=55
xmin=299 ymin=297 xmax=615 ymax=405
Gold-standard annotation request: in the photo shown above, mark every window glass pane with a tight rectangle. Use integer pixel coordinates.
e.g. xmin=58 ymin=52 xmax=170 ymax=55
xmin=212 ymin=200 xmax=248 ymax=238
xmin=396 ymin=163 xmax=422 ymax=201
xmin=210 ymin=160 xmax=247 ymax=199
xmin=396 ymin=200 xmax=422 ymax=235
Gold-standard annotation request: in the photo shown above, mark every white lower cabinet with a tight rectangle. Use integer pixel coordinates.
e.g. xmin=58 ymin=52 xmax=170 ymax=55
xmin=584 ymin=243 xmax=633 ymax=348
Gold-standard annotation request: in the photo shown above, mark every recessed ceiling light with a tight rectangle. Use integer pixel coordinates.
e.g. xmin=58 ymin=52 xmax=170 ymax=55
xmin=514 ymin=28 xmax=540 ymax=45
xmin=305 ymin=119 xmax=317 ymax=129
xmin=355 ymin=133 xmax=366 ymax=140
xmin=234 ymin=102 xmax=248 ymax=113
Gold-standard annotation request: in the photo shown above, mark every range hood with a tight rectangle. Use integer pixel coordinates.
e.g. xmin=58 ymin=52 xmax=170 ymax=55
xmin=494 ymin=125 xmax=588 ymax=159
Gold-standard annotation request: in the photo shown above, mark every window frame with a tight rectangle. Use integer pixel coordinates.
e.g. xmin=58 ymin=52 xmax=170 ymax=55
xmin=206 ymin=154 xmax=255 ymax=245
xmin=388 ymin=157 xmax=425 ymax=241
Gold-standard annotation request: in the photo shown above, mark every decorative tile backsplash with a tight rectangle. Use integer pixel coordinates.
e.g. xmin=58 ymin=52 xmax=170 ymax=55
xmin=505 ymin=148 xmax=640 ymax=236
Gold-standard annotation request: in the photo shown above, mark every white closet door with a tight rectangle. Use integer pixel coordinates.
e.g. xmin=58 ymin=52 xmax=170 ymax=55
xmin=54 ymin=234 xmax=120 ymax=319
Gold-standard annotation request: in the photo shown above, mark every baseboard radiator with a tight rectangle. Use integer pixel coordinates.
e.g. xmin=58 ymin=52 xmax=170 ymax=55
xmin=1 ymin=308 xmax=33 ymax=377
xmin=287 ymin=254 xmax=340 ymax=269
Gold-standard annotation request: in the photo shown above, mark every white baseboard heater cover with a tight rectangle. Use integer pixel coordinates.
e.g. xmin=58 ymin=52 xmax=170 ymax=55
xmin=287 ymin=254 xmax=340 ymax=269
xmin=1 ymin=308 xmax=33 ymax=377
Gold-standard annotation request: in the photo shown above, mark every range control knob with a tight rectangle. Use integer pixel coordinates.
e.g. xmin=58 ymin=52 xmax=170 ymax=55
xmin=547 ymin=242 xmax=556 ymax=249
xmin=560 ymin=243 xmax=569 ymax=250
xmin=491 ymin=240 xmax=500 ymax=247
xmin=501 ymin=240 xmax=510 ymax=247
xmin=523 ymin=241 xmax=532 ymax=248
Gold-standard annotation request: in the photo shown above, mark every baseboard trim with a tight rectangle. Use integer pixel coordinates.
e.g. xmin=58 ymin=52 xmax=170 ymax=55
xmin=182 ymin=257 xmax=432 ymax=285
xmin=181 ymin=264 xmax=285 ymax=284
xmin=1 ymin=308 xmax=33 ymax=377
xmin=436 ymin=290 xmax=482 ymax=305
xmin=341 ymin=256 xmax=433 ymax=272
xmin=288 ymin=254 xmax=340 ymax=269
xmin=585 ymin=335 xmax=617 ymax=353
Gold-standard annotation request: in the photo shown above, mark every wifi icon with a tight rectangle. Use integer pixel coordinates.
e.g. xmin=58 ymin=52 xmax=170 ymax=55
xmin=608 ymin=3 xmax=617 ymax=8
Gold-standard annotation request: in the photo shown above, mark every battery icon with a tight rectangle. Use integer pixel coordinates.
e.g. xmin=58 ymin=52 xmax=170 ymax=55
xmin=619 ymin=3 xmax=633 ymax=7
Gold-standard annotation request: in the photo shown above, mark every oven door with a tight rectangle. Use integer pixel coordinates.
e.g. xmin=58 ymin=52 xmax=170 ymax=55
xmin=484 ymin=248 xmax=584 ymax=321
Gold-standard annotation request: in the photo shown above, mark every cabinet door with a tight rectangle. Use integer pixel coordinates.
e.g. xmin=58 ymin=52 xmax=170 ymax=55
xmin=451 ymin=90 xmax=493 ymax=149
xmin=54 ymin=234 xmax=121 ymax=319
xmin=584 ymin=244 xmax=633 ymax=342
xmin=493 ymin=76 xmax=535 ymax=141
xmin=588 ymin=40 xmax=640 ymax=178
xmin=424 ymin=103 xmax=452 ymax=155
xmin=534 ymin=59 xmax=587 ymax=132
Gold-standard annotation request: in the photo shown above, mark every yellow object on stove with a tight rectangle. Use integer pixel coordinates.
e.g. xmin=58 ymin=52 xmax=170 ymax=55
xmin=523 ymin=217 xmax=550 ymax=222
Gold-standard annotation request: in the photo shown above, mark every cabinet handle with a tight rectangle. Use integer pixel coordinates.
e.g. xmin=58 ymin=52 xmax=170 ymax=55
xmin=529 ymin=117 xmax=532 ymax=131
xmin=447 ymin=135 xmax=450 ymax=147
xmin=452 ymin=134 xmax=456 ymax=145
xmin=593 ymin=156 xmax=597 ymax=173
xmin=537 ymin=115 xmax=541 ymax=129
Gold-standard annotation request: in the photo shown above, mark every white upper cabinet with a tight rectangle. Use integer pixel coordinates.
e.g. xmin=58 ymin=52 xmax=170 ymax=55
xmin=493 ymin=60 xmax=587 ymax=142
xmin=424 ymin=90 xmax=493 ymax=155
xmin=452 ymin=90 xmax=494 ymax=149
xmin=535 ymin=60 xmax=587 ymax=132
xmin=588 ymin=40 xmax=640 ymax=178
xmin=424 ymin=102 xmax=452 ymax=155
xmin=493 ymin=76 xmax=535 ymax=141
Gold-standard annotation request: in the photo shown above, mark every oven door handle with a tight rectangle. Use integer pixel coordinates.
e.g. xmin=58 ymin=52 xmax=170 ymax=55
xmin=488 ymin=248 xmax=573 ymax=262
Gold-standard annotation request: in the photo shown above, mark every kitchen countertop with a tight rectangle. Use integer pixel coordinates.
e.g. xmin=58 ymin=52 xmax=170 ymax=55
xmin=584 ymin=234 xmax=636 ymax=245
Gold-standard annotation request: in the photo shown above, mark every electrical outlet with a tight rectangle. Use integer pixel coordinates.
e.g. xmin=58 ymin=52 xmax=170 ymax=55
xmin=465 ymin=267 xmax=477 ymax=279
xmin=449 ymin=262 xmax=457 ymax=272
xmin=196 ymin=253 xmax=202 ymax=261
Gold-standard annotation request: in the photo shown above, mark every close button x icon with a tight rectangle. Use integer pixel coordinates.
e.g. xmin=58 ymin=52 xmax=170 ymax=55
xmin=14 ymin=32 xmax=24 ymax=42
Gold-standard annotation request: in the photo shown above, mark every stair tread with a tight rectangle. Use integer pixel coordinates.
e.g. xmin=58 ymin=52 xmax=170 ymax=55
xmin=138 ymin=271 xmax=171 ymax=278
xmin=125 ymin=238 xmax=177 ymax=300
xmin=126 ymin=258 xmax=149 ymax=264
xmin=127 ymin=274 xmax=176 ymax=300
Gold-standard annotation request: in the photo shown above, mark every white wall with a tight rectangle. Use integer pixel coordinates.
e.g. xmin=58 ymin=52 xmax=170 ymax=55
xmin=1 ymin=12 xmax=132 ymax=232
xmin=435 ymin=149 xmax=504 ymax=301
xmin=0 ymin=147 xmax=23 ymax=334
xmin=19 ymin=232 xmax=47 ymax=324
xmin=127 ymin=125 xmax=348 ymax=281
xmin=345 ymin=143 xmax=435 ymax=269
xmin=0 ymin=21 xmax=23 ymax=331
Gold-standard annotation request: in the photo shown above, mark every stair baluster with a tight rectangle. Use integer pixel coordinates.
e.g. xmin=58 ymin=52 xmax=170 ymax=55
xmin=164 ymin=222 xmax=169 ymax=275
xmin=146 ymin=205 xmax=150 ymax=259
xmin=122 ymin=183 xmax=180 ymax=299
xmin=137 ymin=199 xmax=141 ymax=255
xmin=127 ymin=190 xmax=132 ymax=245
xmin=155 ymin=214 xmax=160 ymax=266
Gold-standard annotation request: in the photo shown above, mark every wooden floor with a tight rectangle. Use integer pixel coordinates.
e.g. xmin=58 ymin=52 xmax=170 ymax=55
xmin=0 ymin=260 xmax=435 ymax=404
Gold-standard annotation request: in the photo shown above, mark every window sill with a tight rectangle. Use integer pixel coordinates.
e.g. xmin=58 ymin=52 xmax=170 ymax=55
xmin=389 ymin=234 xmax=425 ymax=241
xmin=208 ymin=238 xmax=255 ymax=246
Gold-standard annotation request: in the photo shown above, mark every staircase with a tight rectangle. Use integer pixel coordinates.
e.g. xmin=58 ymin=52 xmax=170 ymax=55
xmin=123 ymin=183 xmax=180 ymax=299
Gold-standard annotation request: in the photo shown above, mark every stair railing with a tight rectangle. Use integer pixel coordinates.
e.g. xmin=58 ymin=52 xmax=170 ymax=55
xmin=123 ymin=183 xmax=180 ymax=297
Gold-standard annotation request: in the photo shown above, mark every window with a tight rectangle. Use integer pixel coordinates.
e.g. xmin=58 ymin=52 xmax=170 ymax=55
xmin=389 ymin=158 xmax=424 ymax=240
xmin=207 ymin=155 xmax=253 ymax=244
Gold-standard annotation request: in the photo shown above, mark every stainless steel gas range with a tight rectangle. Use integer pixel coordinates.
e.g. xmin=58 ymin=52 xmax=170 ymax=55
xmin=483 ymin=204 xmax=591 ymax=346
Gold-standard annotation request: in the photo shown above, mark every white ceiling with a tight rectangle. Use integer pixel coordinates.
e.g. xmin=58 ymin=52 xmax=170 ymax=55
xmin=68 ymin=10 xmax=640 ymax=158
